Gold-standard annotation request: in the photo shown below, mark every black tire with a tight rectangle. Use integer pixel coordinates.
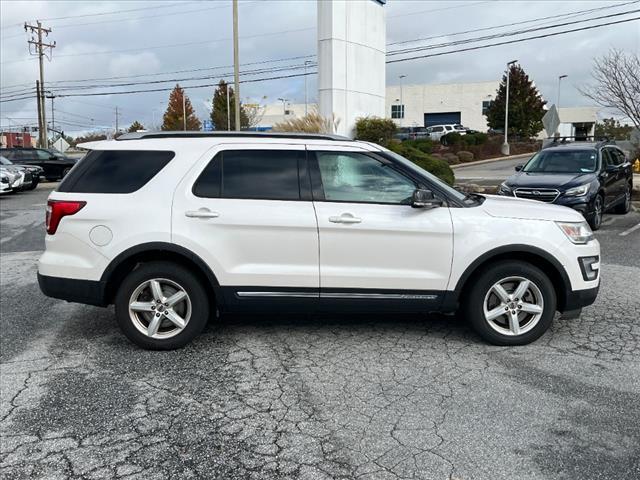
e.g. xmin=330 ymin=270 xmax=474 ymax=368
xmin=114 ymin=261 xmax=210 ymax=350
xmin=587 ymin=194 xmax=603 ymax=231
xmin=26 ymin=179 xmax=39 ymax=190
xmin=61 ymin=167 xmax=71 ymax=179
xmin=463 ymin=260 xmax=557 ymax=346
xmin=613 ymin=184 xmax=632 ymax=214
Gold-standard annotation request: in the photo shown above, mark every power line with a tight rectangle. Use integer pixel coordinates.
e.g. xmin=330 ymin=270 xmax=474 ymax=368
xmin=388 ymin=0 xmax=639 ymax=46
xmin=387 ymin=8 xmax=640 ymax=56
xmin=386 ymin=15 xmax=640 ymax=64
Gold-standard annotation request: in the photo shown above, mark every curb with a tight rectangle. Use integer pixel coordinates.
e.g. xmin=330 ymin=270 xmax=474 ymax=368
xmin=450 ymin=153 xmax=534 ymax=169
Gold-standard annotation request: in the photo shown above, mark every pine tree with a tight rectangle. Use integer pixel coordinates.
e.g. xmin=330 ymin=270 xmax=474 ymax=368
xmin=210 ymin=80 xmax=249 ymax=130
xmin=128 ymin=120 xmax=145 ymax=132
xmin=486 ymin=64 xmax=546 ymax=139
xmin=161 ymin=84 xmax=202 ymax=131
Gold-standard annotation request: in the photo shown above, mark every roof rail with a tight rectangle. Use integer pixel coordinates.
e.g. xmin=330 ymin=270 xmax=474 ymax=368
xmin=115 ymin=131 xmax=352 ymax=141
xmin=542 ymin=136 xmax=615 ymax=149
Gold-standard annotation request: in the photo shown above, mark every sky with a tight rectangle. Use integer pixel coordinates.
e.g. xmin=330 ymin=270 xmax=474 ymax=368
xmin=1 ymin=0 xmax=638 ymax=135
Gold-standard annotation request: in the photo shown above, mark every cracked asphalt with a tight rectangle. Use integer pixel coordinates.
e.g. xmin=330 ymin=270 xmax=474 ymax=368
xmin=1 ymin=186 xmax=639 ymax=480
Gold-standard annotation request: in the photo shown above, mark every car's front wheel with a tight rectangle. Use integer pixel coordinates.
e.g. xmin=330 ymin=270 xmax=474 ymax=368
xmin=464 ymin=261 xmax=557 ymax=345
xmin=587 ymin=194 xmax=604 ymax=231
xmin=114 ymin=261 xmax=210 ymax=350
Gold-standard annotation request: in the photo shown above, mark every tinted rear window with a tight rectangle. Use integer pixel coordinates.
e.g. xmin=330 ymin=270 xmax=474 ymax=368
xmin=58 ymin=150 xmax=174 ymax=193
xmin=193 ymin=150 xmax=302 ymax=200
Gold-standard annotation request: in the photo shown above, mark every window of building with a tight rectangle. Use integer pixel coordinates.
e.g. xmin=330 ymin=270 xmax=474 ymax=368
xmin=391 ymin=104 xmax=405 ymax=119
xmin=482 ymin=100 xmax=493 ymax=115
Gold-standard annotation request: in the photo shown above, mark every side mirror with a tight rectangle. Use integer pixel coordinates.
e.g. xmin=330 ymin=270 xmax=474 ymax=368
xmin=411 ymin=189 xmax=442 ymax=209
xmin=515 ymin=165 xmax=523 ymax=172
xmin=49 ymin=155 xmax=57 ymax=160
xmin=605 ymin=164 xmax=617 ymax=172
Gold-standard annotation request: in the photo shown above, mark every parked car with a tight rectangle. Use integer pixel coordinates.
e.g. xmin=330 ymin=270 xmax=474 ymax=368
xmin=498 ymin=139 xmax=633 ymax=230
xmin=38 ymin=131 xmax=600 ymax=350
xmin=425 ymin=125 xmax=448 ymax=141
xmin=0 ymin=168 xmax=15 ymax=194
xmin=0 ymin=147 xmax=77 ymax=181
xmin=0 ymin=155 xmax=42 ymax=190
xmin=0 ymin=165 xmax=23 ymax=193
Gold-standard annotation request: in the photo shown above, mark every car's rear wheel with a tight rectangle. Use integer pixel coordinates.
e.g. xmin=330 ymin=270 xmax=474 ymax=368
xmin=464 ymin=261 xmax=557 ymax=345
xmin=114 ymin=261 xmax=210 ymax=350
xmin=613 ymin=184 xmax=631 ymax=214
xmin=588 ymin=194 xmax=603 ymax=231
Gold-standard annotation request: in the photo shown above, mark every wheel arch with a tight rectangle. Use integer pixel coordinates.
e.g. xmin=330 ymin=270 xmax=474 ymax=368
xmin=101 ymin=242 xmax=220 ymax=307
xmin=445 ymin=245 xmax=573 ymax=312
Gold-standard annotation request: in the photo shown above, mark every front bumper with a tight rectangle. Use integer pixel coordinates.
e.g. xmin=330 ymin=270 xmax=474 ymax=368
xmin=563 ymin=285 xmax=599 ymax=311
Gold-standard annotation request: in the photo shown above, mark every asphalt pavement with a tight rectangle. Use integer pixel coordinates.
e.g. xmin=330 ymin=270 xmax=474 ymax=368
xmin=1 ymin=186 xmax=639 ymax=480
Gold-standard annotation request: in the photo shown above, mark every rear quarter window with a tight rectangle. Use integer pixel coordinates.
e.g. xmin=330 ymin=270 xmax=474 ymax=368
xmin=58 ymin=150 xmax=174 ymax=193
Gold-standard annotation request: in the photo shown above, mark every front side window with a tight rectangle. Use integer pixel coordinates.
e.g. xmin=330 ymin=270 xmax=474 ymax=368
xmin=193 ymin=150 xmax=302 ymax=201
xmin=314 ymin=152 xmax=416 ymax=204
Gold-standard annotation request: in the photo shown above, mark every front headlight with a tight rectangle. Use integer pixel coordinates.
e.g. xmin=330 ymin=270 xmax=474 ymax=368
xmin=498 ymin=182 xmax=512 ymax=195
xmin=564 ymin=183 xmax=590 ymax=197
xmin=556 ymin=221 xmax=594 ymax=244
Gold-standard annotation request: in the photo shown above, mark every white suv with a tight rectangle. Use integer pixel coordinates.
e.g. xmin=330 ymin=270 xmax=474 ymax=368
xmin=38 ymin=132 xmax=600 ymax=350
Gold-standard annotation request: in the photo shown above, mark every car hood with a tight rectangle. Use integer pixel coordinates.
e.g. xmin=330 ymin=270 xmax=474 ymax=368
xmin=505 ymin=172 xmax=596 ymax=189
xmin=481 ymin=194 xmax=585 ymax=222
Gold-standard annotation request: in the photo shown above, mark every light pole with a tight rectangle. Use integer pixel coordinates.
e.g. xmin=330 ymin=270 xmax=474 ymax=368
xmin=277 ymin=97 xmax=288 ymax=116
xmin=502 ymin=59 xmax=518 ymax=156
xmin=556 ymin=75 xmax=567 ymax=137
xmin=399 ymin=74 xmax=406 ymax=128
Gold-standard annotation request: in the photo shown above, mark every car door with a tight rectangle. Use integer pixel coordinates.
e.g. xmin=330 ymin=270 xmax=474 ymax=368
xmin=308 ymin=145 xmax=453 ymax=311
xmin=609 ymin=147 xmax=631 ymax=202
xmin=172 ymin=143 xmax=320 ymax=311
xmin=600 ymin=148 xmax=621 ymax=208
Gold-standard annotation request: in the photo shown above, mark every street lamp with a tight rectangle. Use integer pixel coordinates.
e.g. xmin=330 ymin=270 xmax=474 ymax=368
xmin=556 ymin=74 xmax=568 ymax=136
xmin=226 ymin=83 xmax=232 ymax=131
xmin=277 ymin=97 xmax=288 ymax=116
xmin=502 ymin=59 xmax=518 ymax=156
xmin=399 ymin=74 xmax=406 ymax=128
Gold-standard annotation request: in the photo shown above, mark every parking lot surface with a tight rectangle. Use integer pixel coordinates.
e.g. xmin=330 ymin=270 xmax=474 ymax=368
xmin=1 ymin=186 xmax=639 ymax=480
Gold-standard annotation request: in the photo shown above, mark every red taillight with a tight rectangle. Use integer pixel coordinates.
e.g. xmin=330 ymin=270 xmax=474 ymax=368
xmin=46 ymin=200 xmax=86 ymax=235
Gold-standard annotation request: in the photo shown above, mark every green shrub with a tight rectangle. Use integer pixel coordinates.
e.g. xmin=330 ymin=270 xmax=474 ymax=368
xmin=443 ymin=153 xmax=461 ymax=165
xmin=387 ymin=142 xmax=455 ymax=185
xmin=441 ymin=132 xmax=462 ymax=146
xmin=354 ymin=117 xmax=397 ymax=146
xmin=472 ymin=132 xmax=488 ymax=144
xmin=404 ymin=138 xmax=434 ymax=154
xmin=457 ymin=151 xmax=474 ymax=163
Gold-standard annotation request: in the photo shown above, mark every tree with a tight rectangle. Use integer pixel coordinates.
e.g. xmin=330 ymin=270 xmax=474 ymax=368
xmin=594 ymin=118 xmax=633 ymax=140
xmin=580 ymin=49 xmax=640 ymax=130
xmin=161 ymin=84 xmax=201 ymax=131
xmin=128 ymin=120 xmax=145 ymax=133
xmin=210 ymin=80 xmax=249 ymax=130
xmin=486 ymin=64 xmax=546 ymax=138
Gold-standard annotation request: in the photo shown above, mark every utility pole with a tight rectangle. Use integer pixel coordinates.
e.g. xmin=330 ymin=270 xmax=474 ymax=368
xmin=502 ymin=59 xmax=518 ymax=156
xmin=226 ymin=83 xmax=231 ymax=131
xmin=182 ymin=89 xmax=187 ymax=131
xmin=304 ymin=60 xmax=312 ymax=116
xmin=277 ymin=98 xmax=288 ymax=116
xmin=46 ymin=93 xmax=55 ymax=136
xmin=232 ymin=0 xmax=241 ymax=131
xmin=25 ymin=21 xmax=55 ymax=148
xmin=35 ymin=80 xmax=42 ymax=146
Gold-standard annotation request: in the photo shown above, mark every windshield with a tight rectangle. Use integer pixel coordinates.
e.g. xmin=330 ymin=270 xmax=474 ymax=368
xmin=380 ymin=149 xmax=469 ymax=203
xmin=523 ymin=149 xmax=598 ymax=173
xmin=0 ymin=156 xmax=12 ymax=165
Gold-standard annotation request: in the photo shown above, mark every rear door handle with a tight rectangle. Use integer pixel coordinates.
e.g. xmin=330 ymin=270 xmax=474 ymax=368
xmin=329 ymin=213 xmax=362 ymax=224
xmin=185 ymin=209 xmax=220 ymax=219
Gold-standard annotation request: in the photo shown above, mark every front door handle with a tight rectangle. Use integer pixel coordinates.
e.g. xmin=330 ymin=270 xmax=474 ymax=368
xmin=329 ymin=213 xmax=362 ymax=224
xmin=185 ymin=208 xmax=220 ymax=219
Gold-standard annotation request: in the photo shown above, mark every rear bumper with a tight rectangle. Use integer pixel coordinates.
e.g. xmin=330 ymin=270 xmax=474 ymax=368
xmin=562 ymin=285 xmax=599 ymax=311
xmin=38 ymin=273 xmax=108 ymax=307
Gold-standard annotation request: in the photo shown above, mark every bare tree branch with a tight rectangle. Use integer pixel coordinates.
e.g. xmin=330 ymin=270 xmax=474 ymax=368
xmin=579 ymin=49 xmax=640 ymax=130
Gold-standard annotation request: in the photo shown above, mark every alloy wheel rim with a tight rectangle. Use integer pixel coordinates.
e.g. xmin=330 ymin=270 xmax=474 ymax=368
xmin=128 ymin=278 xmax=191 ymax=339
xmin=594 ymin=198 xmax=602 ymax=227
xmin=483 ymin=276 xmax=544 ymax=336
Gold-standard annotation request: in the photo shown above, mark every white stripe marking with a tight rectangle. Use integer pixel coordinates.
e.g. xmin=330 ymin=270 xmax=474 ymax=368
xmin=619 ymin=223 xmax=640 ymax=237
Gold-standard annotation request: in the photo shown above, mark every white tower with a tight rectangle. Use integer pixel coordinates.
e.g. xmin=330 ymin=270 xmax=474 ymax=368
xmin=317 ymin=0 xmax=387 ymax=138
